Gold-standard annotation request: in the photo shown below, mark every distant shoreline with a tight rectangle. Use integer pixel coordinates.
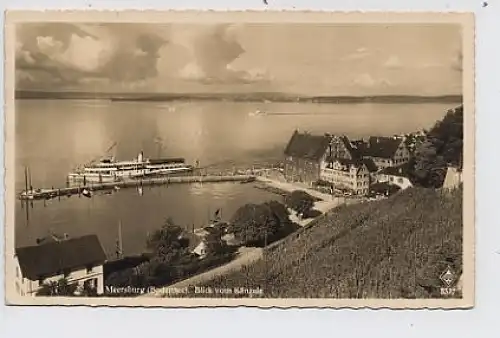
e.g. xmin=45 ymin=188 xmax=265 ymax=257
xmin=15 ymin=91 xmax=463 ymax=105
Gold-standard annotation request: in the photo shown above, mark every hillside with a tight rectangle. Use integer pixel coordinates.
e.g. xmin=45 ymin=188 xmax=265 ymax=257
xmin=196 ymin=187 xmax=462 ymax=299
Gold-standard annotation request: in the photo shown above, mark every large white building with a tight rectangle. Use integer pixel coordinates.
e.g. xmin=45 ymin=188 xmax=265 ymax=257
xmin=13 ymin=234 xmax=107 ymax=296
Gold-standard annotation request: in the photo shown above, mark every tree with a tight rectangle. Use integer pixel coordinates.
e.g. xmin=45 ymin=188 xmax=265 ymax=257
xmin=409 ymin=105 xmax=463 ymax=188
xmin=146 ymin=217 xmax=189 ymax=261
xmin=204 ymin=227 xmax=230 ymax=256
xmin=36 ymin=278 xmax=78 ymax=296
xmin=230 ymin=201 xmax=294 ymax=246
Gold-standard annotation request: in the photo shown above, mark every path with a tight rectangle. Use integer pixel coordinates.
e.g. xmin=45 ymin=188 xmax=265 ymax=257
xmin=142 ymin=247 xmax=263 ymax=297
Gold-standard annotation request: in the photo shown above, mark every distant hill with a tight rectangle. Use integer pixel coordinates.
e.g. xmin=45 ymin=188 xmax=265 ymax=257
xmin=201 ymin=187 xmax=463 ymax=299
xmin=15 ymin=90 xmax=462 ymax=104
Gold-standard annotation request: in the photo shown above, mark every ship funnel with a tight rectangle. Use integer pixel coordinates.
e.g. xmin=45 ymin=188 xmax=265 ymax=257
xmin=138 ymin=151 xmax=144 ymax=162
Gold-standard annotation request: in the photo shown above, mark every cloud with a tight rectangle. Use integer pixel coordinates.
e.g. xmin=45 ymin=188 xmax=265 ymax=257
xmin=15 ymin=42 xmax=35 ymax=65
xmin=15 ymin=23 xmax=168 ymax=90
xmin=35 ymin=34 xmax=112 ymax=73
xmin=179 ymin=62 xmax=206 ymax=80
xmin=352 ymin=73 xmax=392 ymax=88
xmin=173 ymin=24 xmax=271 ymax=85
xmin=342 ymin=47 xmax=371 ymax=61
xmin=384 ymin=55 xmax=402 ymax=69
xmin=15 ymin=23 xmax=270 ymax=91
xmin=59 ymin=34 xmax=112 ymax=72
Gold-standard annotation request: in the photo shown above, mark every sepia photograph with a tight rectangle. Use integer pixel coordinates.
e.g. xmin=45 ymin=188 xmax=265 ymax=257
xmin=4 ymin=11 xmax=475 ymax=308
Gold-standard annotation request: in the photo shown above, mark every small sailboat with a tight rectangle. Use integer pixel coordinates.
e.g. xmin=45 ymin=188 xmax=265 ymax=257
xmin=248 ymin=109 xmax=267 ymax=117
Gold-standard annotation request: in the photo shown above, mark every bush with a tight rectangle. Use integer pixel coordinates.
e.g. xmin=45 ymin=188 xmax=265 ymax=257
xmin=285 ymin=190 xmax=317 ymax=215
xmin=302 ymin=209 xmax=322 ymax=219
xmin=230 ymin=201 xmax=295 ymax=247
xmin=36 ymin=278 xmax=78 ymax=297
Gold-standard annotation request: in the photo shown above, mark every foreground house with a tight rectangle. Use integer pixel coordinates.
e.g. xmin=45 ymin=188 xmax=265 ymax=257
xmin=14 ymin=234 xmax=107 ymax=296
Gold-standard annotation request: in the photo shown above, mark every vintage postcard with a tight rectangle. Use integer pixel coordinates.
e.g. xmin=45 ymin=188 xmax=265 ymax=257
xmin=4 ymin=10 xmax=475 ymax=308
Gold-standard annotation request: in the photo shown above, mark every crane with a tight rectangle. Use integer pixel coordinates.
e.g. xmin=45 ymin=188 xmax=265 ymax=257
xmin=86 ymin=141 xmax=117 ymax=166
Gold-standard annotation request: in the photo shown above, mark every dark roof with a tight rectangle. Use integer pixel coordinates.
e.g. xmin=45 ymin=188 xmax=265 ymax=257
xmin=15 ymin=235 xmax=107 ymax=280
xmin=149 ymin=157 xmax=185 ymax=164
xmin=284 ymin=130 xmax=330 ymax=160
xmin=370 ymin=182 xmax=401 ymax=195
xmin=339 ymin=136 xmax=360 ymax=158
xmin=362 ymin=158 xmax=378 ymax=172
xmin=325 ymin=157 xmax=364 ymax=168
xmin=379 ymin=163 xmax=411 ymax=177
xmin=365 ymin=137 xmax=403 ymax=159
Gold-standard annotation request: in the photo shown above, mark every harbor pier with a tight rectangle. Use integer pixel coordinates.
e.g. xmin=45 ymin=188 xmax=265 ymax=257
xmin=19 ymin=174 xmax=256 ymax=201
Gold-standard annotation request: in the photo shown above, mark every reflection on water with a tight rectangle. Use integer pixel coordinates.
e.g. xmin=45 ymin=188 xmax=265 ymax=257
xmin=15 ymin=99 xmax=454 ymax=256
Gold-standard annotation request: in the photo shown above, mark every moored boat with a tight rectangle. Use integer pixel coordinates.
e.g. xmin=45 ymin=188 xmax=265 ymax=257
xmin=67 ymin=151 xmax=194 ymax=183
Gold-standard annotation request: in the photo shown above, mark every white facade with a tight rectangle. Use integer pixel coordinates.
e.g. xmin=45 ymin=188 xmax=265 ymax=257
xmin=192 ymin=241 xmax=208 ymax=259
xmin=319 ymin=159 xmax=370 ymax=195
xmin=443 ymin=167 xmax=463 ymax=190
xmin=377 ymin=173 xmax=413 ymax=190
xmin=13 ymin=255 xmax=104 ymax=296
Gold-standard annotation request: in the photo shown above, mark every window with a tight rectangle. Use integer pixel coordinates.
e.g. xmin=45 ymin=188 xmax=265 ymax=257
xmin=16 ymin=267 xmax=19 ymax=278
xmin=86 ymin=266 xmax=93 ymax=274
xmin=38 ymin=277 xmax=44 ymax=286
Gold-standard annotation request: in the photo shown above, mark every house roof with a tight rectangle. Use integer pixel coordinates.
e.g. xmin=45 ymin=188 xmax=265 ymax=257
xmin=339 ymin=136 xmax=361 ymax=158
xmin=365 ymin=137 xmax=403 ymax=159
xmin=284 ymin=130 xmax=330 ymax=161
xmin=15 ymin=235 xmax=107 ymax=280
xmin=362 ymin=158 xmax=378 ymax=172
xmin=350 ymin=139 xmax=368 ymax=156
xmin=370 ymin=182 xmax=401 ymax=195
xmin=379 ymin=163 xmax=411 ymax=177
xmin=148 ymin=157 xmax=185 ymax=165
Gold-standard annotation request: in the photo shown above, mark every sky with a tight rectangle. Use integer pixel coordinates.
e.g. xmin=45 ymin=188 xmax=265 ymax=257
xmin=15 ymin=22 xmax=463 ymax=96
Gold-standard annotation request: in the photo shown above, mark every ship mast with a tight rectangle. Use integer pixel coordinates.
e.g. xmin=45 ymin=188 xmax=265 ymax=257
xmin=24 ymin=167 xmax=28 ymax=193
xmin=116 ymin=220 xmax=123 ymax=259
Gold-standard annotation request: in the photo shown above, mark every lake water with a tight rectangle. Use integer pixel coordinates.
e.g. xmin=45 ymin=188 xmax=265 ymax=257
xmin=14 ymin=99 xmax=457 ymax=257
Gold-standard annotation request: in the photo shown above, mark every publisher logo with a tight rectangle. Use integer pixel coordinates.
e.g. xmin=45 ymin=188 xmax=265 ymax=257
xmin=439 ymin=266 xmax=457 ymax=296
xmin=439 ymin=266 xmax=456 ymax=287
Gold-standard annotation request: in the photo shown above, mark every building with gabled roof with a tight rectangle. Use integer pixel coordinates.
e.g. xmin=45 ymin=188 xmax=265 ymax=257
xmin=320 ymin=157 xmax=370 ymax=195
xmin=283 ymin=130 xmax=331 ymax=184
xmin=13 ymin=234 xmax=107 ymax=296
xmin=283 ymin=130 xmax=360 ymax=185
xmin=361 ymin=136 xmax=410 ymax=169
